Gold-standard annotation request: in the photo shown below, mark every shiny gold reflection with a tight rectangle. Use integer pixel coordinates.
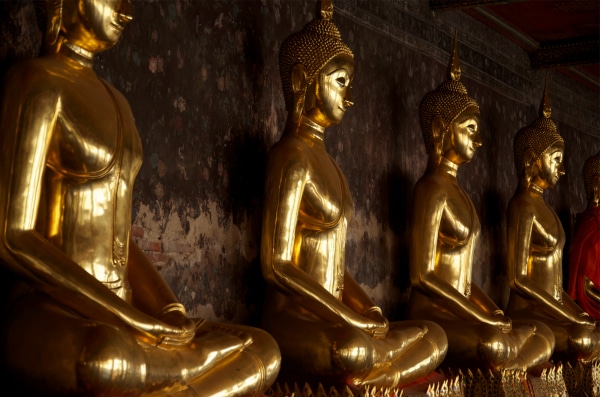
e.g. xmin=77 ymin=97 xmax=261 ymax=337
xmin=0 ymin=1 xmax=280 ymax=395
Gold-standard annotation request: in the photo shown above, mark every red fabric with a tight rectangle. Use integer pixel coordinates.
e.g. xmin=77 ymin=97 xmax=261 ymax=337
xmin=568 ymin=206 xmax=600 ymax=319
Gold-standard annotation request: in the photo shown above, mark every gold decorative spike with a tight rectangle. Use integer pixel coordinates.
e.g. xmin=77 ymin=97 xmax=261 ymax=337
xmin=341 ymin=385 xmax=355 ymax=397
xmin=360 ymin=385 xmax=371 ymax=397
xmin=316 ymin=383 xmax=328 ymax=397
xmin=591 ymin=360 xmax=600 ymax=395
xmin=441 ymin=379 xmax=449 ymax=396
xmin=557 ymin=364 xmax=568 ymax=396
xmin=427 ymin=384 xmax=435 ymax=396
xmin=328 ymin=385 xmax=341 ymax=397
xmin=300 ymin=382 xmax=310 ymax=397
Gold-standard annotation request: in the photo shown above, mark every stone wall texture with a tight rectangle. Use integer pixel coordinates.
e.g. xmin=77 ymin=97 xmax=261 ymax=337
xmin=1 ymin=0 xmax=599 ymax=325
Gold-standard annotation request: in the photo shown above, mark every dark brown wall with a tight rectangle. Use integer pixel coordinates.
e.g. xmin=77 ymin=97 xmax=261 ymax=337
xmin=1 ymin=0 xmax=599 ymax=325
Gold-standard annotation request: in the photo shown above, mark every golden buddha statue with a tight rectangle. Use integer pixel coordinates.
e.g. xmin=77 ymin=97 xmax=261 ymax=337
xmin=506 ymin=83 xmax=600 ymax=362
xmin=260 ymin=0 xmax=447 ymax=388
xmin=568 ymin=152 xmax=600 ymax=320
xmin=407 ymin=34 xmax=555 ymax=371
xmin=0 ymin=1 xmax=280 ymax=395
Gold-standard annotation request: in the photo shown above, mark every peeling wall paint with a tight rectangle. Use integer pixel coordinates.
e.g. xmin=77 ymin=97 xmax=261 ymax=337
xmin=1 ymin=0 xmax=598 ymax=326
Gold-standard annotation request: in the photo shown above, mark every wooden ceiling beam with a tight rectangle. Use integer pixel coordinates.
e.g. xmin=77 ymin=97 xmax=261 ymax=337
xmin=530 ymin=35 xmax=600 ymax=69
xmin=429 ymin=0 xmax=519 ymax=11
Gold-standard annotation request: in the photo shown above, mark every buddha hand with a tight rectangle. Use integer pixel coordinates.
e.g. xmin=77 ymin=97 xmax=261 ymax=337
xmin=362 ymin=306 xmax=389 ymax=338
xmin=155 ymin=310 xmax=197 ymax=346
xmin=576 ymin=311 xmax=596 ymax=330
xmin=491 ymin=311 xmax=512 ymax=333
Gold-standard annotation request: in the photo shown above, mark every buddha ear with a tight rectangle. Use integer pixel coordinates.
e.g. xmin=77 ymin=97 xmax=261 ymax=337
xmin=291 ymin=63 xmax=307 ymax=94
xmin=291 ymin=63 xmax=307 ymax=123
xmin=431 ymin=115 xmax=446 ymax=157
xmin=592 ymin=175 xmax=600 ymax=206
xmin=45 ymin=0 xmax=63 ymax=45
xmin=524 ymin=148 xmax=537 ymax=184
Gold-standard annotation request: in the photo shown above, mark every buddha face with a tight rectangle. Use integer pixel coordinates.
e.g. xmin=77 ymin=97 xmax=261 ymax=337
xmin=307 ymin=54 xmax=354 ymax=127
xmin=537 ymin=142 xmax=565 ymax=188
xmin=444 ymin=105 xmax=481 ymax=164
xmin=63 ymin=0 xmax=132 ymax=49
xmin=84 ymin=0 xmax=132 ymax=43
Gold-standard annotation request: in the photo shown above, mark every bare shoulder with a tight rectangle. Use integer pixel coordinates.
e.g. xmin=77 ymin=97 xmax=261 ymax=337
xmin=507 ymin=191 xmax=536 ymax=219
xmin=2 ymin=57 xmax=66 ymax=100
xmin=413 ymin=172 xmax=448 ymax=201
xmin=268 ymin=134 xmax=310 ymax=167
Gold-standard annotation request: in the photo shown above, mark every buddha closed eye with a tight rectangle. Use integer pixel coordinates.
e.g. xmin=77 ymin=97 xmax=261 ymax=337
xmin=336 ymin=76 xmax=347 ymax=87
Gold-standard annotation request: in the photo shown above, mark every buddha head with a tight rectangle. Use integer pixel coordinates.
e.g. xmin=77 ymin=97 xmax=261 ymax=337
xmin=583 ymin=152 xmax=600 ymax=206
xmin=279 ymin=0 xmax=354 ymax=127
xmin=513 ymin=79 xmax=565 ymax=189
xmin=419 ymin=32 xmax=481 ymax=164
xmin=40 ymin=0 xmax=132 ymax=52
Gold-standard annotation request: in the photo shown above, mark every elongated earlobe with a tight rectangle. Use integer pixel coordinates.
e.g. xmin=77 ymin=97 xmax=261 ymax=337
xmin=592 ymin=176 xmax=600 ymax=207
xmin=524 ymin=149 xmax=537 ymax=186
xmin=291 ymin=63 xmax=307 ymax=124
xmin=45 ymin=0 xmax=63 ymax=45
xmin=431 ymin=115 xmax=446 ymax=159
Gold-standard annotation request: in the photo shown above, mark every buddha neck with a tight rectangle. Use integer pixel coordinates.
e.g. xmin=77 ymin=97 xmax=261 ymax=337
xmin=297 ymin=117 xmax=325 ymax=144
xmin=60 ymin=39 xmax=94 ymax=68
xmin=529 ymin=182 xmax=545 ymax=196
xmin=438 ymin=156 xmax=459 ymax=178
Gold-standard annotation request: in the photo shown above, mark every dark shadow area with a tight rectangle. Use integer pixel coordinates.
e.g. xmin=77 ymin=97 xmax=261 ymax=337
xmin=480 ymin=190 xmax=505 ymax=269
xmin=0 ymin=1 xmax=41 ymax=84
xmin=480 ymin=188 xmax=507 ymax=304
xmin=225 ymin=128 xmax=269 ymax=327
xmin=386 ymin=168 xmax=415 ymax=318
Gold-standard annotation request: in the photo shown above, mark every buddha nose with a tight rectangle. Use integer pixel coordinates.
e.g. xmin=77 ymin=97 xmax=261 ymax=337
xmin=473 ymin=132 xmax=482 ymax=148
xmin=343 ymin=87 xmax=354 ymax=108
xmin=118 ymin=0 xmax=133 ymax=23
xmin=558 ymin=163 xmax=565 ymax=176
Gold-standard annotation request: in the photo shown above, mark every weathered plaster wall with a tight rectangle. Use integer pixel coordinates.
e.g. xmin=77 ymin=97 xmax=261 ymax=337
xmin=1 ymin=0 xmax=599 ymax=325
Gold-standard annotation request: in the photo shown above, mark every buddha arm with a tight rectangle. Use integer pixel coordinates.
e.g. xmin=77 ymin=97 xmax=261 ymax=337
xmin=0 ymin=76 xmax=190 ymax=345
xmin=342 ymin=272 xmax=379 ymax=315
xmin=507 ymin=201 xmax=591 ymax=325
xmin=128 ymin=239 xmax=182 ymax=315
xmin=261 ymin=149 xmax=380 ymax=332
xmin=410 ymin=179 xmax=503 ymax=326
xmin=342 ymin=272 xmax=389 ymax=333
xmin=469 ymin=283 xmax=504 ymax=314
xmin=127 ymin=239 xmax=196 ymax=342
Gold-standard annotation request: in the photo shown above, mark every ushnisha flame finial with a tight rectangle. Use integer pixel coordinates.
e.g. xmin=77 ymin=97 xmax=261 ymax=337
xmin=319 ymin=0 xmax=333 ymax=21
xmin=540 ymin=74 xmax=552 ymax=119
xmin=447 ymin=30 xmax=461 ymax=82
